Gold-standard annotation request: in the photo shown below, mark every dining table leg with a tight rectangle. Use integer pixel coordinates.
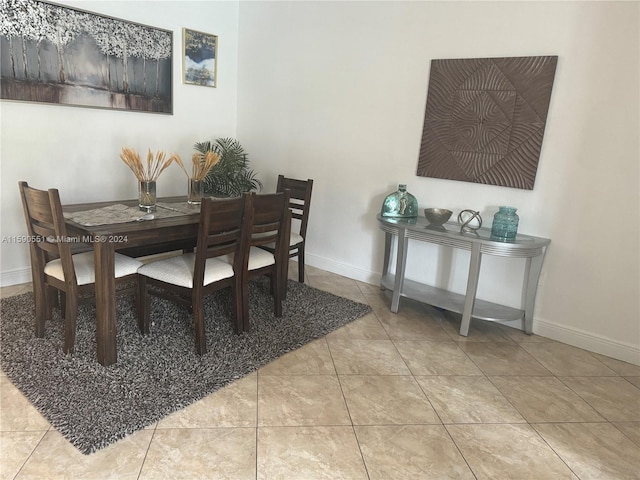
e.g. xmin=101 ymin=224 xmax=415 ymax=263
xmin=93 ymin=235 xmax=117 ymax=366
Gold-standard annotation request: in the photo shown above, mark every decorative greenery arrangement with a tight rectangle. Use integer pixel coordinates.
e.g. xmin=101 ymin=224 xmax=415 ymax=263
xmin=194 ymin=137 xmax=263 ymax=197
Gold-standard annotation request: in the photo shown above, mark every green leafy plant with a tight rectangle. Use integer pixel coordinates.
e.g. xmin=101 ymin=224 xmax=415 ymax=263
xmin=194 ymin=137 xmax=263 ymax=197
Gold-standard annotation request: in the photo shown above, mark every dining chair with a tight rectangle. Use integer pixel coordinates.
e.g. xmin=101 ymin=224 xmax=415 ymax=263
xmin=275 ymin=175 xmax=313 ymax=283
xmin=237 ymin=191 xmax=291 ymax=332
xmin=136 ymin=194 xmax=253 ymax=354
xmin=18 ymin=181 xmax=143 ymax=354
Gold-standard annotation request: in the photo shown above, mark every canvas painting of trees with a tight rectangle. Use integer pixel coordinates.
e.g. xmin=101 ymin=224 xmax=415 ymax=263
xmin=0 ymin=0 xmax=172 ymax=113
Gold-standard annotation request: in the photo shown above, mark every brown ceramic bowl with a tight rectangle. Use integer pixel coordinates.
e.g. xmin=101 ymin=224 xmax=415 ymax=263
xmin=424 ymin=208 xmax=452 ymax=226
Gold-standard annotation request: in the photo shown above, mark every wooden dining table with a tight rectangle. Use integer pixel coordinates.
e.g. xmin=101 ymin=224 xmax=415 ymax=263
xmin=63 ymin=197 xmax=202 ymax=366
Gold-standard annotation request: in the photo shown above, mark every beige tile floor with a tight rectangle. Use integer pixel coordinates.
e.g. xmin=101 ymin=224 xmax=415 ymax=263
xmin=1 ymin=263 xmax=639 ymax=479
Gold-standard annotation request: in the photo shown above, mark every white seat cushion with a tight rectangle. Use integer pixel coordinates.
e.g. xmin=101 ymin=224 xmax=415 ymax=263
xmin=220 ymin=247 xmax=275 ymax=271
xmin=247 ymin=246 xmax=275 ymax=270
xmin=137 ymin=253 xmax=234 ymax=289
xmin=261 ymin=232 xmax=304 ymax=251
xmin=289 ymin=232 xmax=304 ymax=247
xmin=44 ymin=251 xmax=142 ymax=286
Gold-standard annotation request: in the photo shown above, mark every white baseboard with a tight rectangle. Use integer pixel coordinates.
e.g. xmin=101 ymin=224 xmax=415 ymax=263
xmin=1 ymin=267 xmax=31 ymax=287
xmin=533 ymin=319 xmax=640 ymax=366
xmin=305 ymin=253 xmax=640 ymax=366
xmin=305 ymin=252 xmax=379 ymax=286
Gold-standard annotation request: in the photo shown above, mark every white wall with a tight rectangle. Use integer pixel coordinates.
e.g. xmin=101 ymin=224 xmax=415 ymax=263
xmin=1 ymin=1 xmax=240 ymax=283
xmin=236 ymin=1 xmax=640 ymax=364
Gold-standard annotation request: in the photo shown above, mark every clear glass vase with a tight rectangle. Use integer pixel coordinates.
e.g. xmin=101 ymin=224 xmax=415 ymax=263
xmin=381 ymin=184 xmax=418 ymax=218
xmin=138 ymin=181 xmax=157 ymax=212
xmin=188 ymin=178 xmax=203 ymax=205
xmin=491 ymin=206 xmax=519 ymax=241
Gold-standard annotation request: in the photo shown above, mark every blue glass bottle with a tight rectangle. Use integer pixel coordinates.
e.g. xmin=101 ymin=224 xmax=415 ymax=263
xmin=381 ymin=184 xmax=418 ymax=218
xmin=491 ymin=206 xmax=519 ymax=241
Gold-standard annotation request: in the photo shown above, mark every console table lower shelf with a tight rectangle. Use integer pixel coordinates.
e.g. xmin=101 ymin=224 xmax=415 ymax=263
xmin=380 ymin=274 xmax=525 ymax=323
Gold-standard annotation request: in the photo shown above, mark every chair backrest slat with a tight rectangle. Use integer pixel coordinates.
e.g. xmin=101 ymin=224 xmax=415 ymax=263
xmin=206 ymin=228 xmax=241 ymax=246
xmin=250 ymin=191 xmax=290 ymax=249
xmin=204 ymin=228 xmax=243 ymax=257
xmin=252 ymin=222 xmax=281 ymax=234
xmin=276 ymin=175 xmax=313 ymax=238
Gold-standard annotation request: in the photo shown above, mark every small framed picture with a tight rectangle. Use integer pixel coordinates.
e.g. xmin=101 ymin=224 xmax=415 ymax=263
xmin=182 ymin=28 xmax=218 ymax=87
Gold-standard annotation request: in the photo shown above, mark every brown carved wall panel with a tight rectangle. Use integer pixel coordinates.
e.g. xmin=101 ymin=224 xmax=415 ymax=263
xmin=417 ymin=56 xmax=558 ymax=190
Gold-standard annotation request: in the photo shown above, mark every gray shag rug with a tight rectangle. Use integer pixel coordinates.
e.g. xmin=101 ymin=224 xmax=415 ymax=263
xmin=0 ymin=279 xmax=371 ymax=454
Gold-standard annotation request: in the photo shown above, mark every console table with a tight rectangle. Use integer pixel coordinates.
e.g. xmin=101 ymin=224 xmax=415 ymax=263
xmin=377 ymin=214 xmax=550 ymax=336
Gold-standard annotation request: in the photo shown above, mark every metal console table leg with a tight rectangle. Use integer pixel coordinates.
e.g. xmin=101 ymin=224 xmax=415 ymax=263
xmin=460 ymin=243 xmax=482 ymax=336
xmin=382 ymin=232 xmax=392 ymax=279
xmin=391 ymin=228 xmax=408 ymax=313
xmin=522 ymin=249 xmax=546 ymax=334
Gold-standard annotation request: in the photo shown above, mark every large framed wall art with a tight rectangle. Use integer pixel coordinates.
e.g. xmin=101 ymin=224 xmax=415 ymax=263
xmin=0 ymin=0 xmax=173 ymax=114
xmin=417 ymin=56 xmax=557 ymax=190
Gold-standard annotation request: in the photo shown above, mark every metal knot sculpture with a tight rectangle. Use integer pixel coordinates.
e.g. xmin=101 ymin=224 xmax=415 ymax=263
xmin=458 ymin=210 xmax=482 ymax=233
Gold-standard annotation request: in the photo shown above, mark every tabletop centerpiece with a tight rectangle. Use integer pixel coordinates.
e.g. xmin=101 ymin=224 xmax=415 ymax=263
xmin=120 ymin=148 xmax=179 ymax=212
xmin=175 ymin=151 xmax=221 ymax=205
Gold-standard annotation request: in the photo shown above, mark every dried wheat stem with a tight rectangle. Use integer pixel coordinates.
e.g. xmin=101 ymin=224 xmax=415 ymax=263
xmin=120 ymin=147 xmax=178 ymax=182
xmin=191 ymin=151 xmax=220 ymax=181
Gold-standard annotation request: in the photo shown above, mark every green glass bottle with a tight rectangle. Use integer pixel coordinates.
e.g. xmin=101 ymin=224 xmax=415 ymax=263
xmin=381 ymin=184 xmax=418 ymax=218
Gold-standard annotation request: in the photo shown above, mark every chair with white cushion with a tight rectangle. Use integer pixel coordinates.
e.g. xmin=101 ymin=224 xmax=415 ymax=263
xmin=238 ymin=191 xmax=290 ymax=332
xmin=137 ymin=194 xmax=253 ymax=354
xmin=18 ymin=181 xmax=142 ymax=354
xmin=262 ymin=175 xmax=313 ymax=284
